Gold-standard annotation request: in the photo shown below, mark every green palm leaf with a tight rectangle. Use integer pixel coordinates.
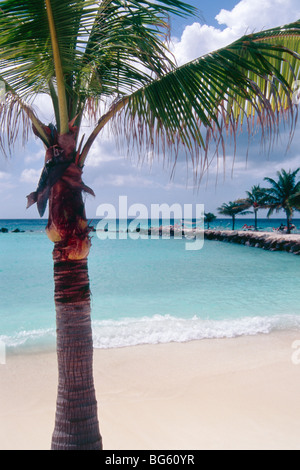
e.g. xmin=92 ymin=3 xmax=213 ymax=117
xmin=0 ymin=0 xmax=195 ymax=98
xmin=0 ymin=0 xmax=196 ymax=146
xmin=0 ymin=1 xmax=299 ymax=179
xmin=108 ymin=21 xmax=300 ymax=168
xmin=79 ymin=20 xmax=300 ymax=168
xmin=289 ymin=192 xmax=300 ymax=210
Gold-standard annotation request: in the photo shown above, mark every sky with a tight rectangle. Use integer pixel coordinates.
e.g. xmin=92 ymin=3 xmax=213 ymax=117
xmin=0 ymin=0 xmax=300 ymax=220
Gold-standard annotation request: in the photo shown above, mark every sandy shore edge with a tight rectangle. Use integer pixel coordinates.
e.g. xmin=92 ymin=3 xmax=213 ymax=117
xmin=1 ymin=331 xmax=300 ymax=450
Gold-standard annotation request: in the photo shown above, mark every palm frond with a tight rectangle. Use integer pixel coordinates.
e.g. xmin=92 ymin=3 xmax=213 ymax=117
xmin=93 ymin=20 xmax=300 ymax=176
xmin=1 ymin=1 xmax=300 ymax=181
xmin=73 ymin=0 xmax=197 ymax=117
xmin=0 ymin=80 xmax=50 ymax=155
xmin=290 ymin=192 xmax=300 ymax=210
xmin=0 ymin=92 xmax=29 ymax=156
xmin=0 ymin=0 xmax=94 ymax=93
xmin=0 ymin=0 xmax=196 ymax=108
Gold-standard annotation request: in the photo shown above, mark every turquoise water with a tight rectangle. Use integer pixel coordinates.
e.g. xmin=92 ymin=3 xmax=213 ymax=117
xmin=0 ymin=219 xmax=299 ymax=352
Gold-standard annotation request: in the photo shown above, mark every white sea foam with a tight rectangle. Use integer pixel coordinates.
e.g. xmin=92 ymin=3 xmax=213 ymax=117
xmin=91 ymin=314 xmax=300 ymax=349
xmin=0 ymin=328 xmax=56 ymax=353
xmin=2 ymin=315 xmax=300 ymax=353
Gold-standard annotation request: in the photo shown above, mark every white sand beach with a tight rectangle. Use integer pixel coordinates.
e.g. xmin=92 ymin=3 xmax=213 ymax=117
xmin=1 ymin=331 xmax=300 ymax=450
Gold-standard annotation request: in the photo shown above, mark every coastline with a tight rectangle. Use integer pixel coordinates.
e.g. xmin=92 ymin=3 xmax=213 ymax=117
xmin=1 ymin=330 xmax=300 ymax=450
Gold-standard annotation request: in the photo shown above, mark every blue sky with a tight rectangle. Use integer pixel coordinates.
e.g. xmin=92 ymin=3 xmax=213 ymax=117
xmin=0 ymin=0 xmax=299 ymax=219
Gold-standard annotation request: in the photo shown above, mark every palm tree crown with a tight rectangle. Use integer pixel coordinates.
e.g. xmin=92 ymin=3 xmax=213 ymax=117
xmin=218 ymin=200 xmax=251 ymax=230
xmin=245 ymin=185 xmax=268 ymax=229
xmin=264 ymin=168 xmax=300 ymax=233
xmin=204 ymin=212 xmax=217 ymax=229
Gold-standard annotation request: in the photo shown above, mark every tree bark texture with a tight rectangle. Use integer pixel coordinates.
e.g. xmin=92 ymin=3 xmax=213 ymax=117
xmin=51 ymin=257 xmax=103 ymax=450
xmin=28 ymin=129 xmax=102 ymax=449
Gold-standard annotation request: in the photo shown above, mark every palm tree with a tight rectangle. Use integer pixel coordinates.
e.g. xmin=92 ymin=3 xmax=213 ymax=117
xmin=204 ymin=212 xmax=217 ymax=229
xmin=218 ymin=201 xmax=251 ymax=230
xmin=0 ymin=0 xmax=300 ymax=450
xmin=245 ymin=185 xmax=268 ymax=230
xmin=264 ymin=169 xmax=300 ymax=233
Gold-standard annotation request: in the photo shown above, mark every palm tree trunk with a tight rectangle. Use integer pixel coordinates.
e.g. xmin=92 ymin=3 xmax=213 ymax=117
xmin=43 ymin=144 xmax=103 ymax=450
xmin=51 ymin=256 xmax=103 ymax=450
xmin=286 ymin=212 xmax=291 ymax=234
xmin=254 ymin=209 xmax=258 ymax=231
xmin=232 ymin=215 xmax=235 ymax=231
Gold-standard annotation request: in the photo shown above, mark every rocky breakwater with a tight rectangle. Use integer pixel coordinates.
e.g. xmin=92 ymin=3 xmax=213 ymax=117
xmin=204 ymin=230 xmax=300 ymax=255
xmin=0 ymin=227 xmax=25 ymax=233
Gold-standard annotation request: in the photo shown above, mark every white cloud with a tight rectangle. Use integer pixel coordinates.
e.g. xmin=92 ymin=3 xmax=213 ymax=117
xmin=0 ymin=172 xmax=15 ymax=193
xmin=93 ymin=172 xmax=156 ymax=188
xmin=171 ymin=0 xmax=300 ymax=65
xmin=20 ymin=168 xmax=42 ymax=184
xmin=195 ymin=150 xmax=300 ymax=193
xmin=171 ymin=22 xmax=236 ymax=64
xmin=0 ymin=182 xmax=15 ymax=193
xmin=85 ymin=140 xmax=122 ymax=168
xmin=0 ymin=171 xmax=10 ymax=180
xmin=216 ymin=0 xmax=299 ymax=31
xmin=24 ymin=149 xmax=45 ymax=164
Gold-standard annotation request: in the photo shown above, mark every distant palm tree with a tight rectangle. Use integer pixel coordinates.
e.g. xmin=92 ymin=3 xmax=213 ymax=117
xmin=245 ymin=185 xmax=268 ymax=230
xmin=264 ymin=169 xmax=300 ymax=233
xmin=218 ymin=201 xmax=251 ymax=230
xmin=1 ymin=0 xmax=300 ymax=450
xmin=204 ymin=213 xmax=217 ymax=229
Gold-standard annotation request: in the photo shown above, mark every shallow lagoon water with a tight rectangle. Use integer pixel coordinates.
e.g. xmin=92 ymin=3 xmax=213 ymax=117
xmin=0 ymin=219 xmax=299 ymax=352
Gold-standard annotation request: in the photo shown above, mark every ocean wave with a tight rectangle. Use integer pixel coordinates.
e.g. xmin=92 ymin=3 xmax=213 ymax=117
xmin=92 ymin=314 xmax=300 ymax=349
xmin=0 ymin=328 xmax=56 ymax=353
xmin=2 ymin=314 xmax=300 ymax=352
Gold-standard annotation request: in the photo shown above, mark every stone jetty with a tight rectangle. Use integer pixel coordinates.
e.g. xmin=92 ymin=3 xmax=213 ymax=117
xmin=204 ymin=230 xmax=300 ymax=255
xmin=121 ymin=226 xmax=300 ymax=254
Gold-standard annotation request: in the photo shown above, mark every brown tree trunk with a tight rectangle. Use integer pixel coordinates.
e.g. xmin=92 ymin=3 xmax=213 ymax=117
xmin=28 ymin=127 xmax=102 ymax=449
xmin=42 ymin=136 xmax=103 ymax=450
xmin=286 ymin=212 xmax=291 ymax=235
xmin=51 ymin=257 xmax=102 ymax=450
